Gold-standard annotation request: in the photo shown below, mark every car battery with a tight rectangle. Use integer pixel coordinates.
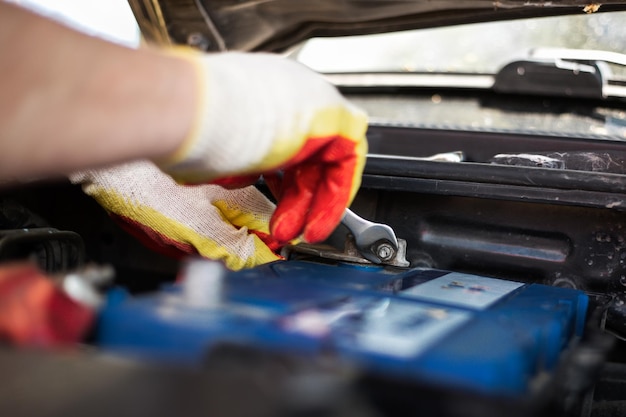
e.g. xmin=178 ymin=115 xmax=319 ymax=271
xmin=96 ymin=259 xmax=588 ymax=398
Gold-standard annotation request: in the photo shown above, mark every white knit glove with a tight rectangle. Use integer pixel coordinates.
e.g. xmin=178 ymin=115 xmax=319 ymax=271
xmin=70 ymin=161 xmax=281 ymax=271
xmin=159 ymin=51 xmax=368 ymax=244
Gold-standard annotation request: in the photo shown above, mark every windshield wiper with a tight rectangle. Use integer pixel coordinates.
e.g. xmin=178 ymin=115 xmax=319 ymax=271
xmin=494 ymin=48 xmax=626 ymax=99
xmin=326 ymin=48 xmax=626 ymax=100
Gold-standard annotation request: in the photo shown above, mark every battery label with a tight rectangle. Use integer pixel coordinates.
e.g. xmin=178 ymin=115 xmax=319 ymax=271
xmin=349 ymin=300 xmax=471 ymax=358
xmin=281 ymin=297 xmax=471 ymax=358
xmin=400 ymin=272 xmax=524 ymax=309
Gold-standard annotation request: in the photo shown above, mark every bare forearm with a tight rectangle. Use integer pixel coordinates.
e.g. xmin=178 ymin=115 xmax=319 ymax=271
xmin=0 ymin=2 xmax=196 ymax=180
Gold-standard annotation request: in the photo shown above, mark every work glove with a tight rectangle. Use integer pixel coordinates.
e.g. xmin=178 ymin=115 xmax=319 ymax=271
xmin=70 ymin=161 xmax=282 ymax=271
xmin=160 ymin=52 xmax=368 ymax=244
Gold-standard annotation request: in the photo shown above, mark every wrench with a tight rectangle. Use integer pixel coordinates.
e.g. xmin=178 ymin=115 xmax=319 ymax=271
xmin=341 ymin=208 xmax=399 ymax=264
xmin=338 ymin=151 xmax=461 ymax=264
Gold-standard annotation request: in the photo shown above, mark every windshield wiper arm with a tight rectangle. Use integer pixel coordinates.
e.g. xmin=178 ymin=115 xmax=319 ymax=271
xmin=494 ymin=48 xmax=626 ymax=100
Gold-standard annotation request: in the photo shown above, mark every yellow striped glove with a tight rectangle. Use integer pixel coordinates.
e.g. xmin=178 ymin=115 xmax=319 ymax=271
xmin=70 ymin=161 xmax=281 ymax=271
xmin=160 ymin=52 xmax=368 ymax=244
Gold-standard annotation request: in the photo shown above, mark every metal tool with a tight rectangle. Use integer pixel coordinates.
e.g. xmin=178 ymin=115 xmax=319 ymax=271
xmin=367 ymin=151 xmax=464 ymax=163
xmin=341 ymin=208 xmax=401 ymax=265
xmin=283 ymin=234 xmax=409 ymax=267
xmin=332 ymin=151 xmax=461 ymax=265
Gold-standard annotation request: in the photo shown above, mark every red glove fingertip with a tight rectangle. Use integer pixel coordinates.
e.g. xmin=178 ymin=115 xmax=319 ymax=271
xmin=304 ymin=146 xmax=360 ymax=242
xmin=268 ymin=135 xmax=362 ymax=244
xmin=270 ymin=166 xmax=319 ymax=243
xmin=302 ymin=207 xmax=344 ymax=243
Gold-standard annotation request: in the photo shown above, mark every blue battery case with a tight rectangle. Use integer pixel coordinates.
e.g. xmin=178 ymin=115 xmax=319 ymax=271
xmin=96 ymin=260 xmax=588 ymax=396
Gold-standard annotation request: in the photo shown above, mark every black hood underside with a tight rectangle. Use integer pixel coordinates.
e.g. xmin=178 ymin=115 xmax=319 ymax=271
xmin=128 ymin=0 xmax=626 ymax=52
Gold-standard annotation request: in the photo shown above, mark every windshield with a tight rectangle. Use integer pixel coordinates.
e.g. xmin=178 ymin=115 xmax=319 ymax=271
xmin=293 ymin=12 xmax=626 ymax=142
xmin=295 ymin=12 xmax=626 ymax=74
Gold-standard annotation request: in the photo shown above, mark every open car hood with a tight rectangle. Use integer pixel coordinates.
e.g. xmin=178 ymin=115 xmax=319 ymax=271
xmin=128 ymin=0 xmax=626 ymax=52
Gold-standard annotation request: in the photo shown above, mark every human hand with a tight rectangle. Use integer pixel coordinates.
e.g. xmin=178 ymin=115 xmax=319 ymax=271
xmin=159 ymin=52 xmax=368 ymax=244
xmin=71 ymin=161 xmax=282 ymax=271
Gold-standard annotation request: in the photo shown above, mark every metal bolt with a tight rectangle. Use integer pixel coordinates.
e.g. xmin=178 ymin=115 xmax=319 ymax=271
xmin=376 ymin=243 xmax=395 ymax=261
